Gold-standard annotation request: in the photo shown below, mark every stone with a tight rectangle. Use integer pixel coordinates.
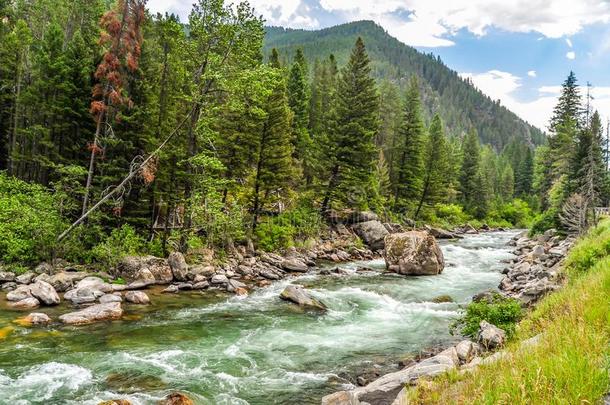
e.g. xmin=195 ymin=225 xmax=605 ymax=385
xmin=431 ymin=295 xmax=453 ymax=303
xmin=346 ymin=210 xmax=379 ymax=224
xmin=211 ymin=274 xmax=229 ymax=284
xmin=8 ymin=297 xmax=40 ymax=310
xmin=158 ymin=392 xmax=194 ymax=405
xmin=176 ymin=282 xmax=193 ymax=290
xmin=47 ymin=271 xmax=88 ymax=292
xmin=227 ymin=278 xmax=247 ymax=291
xmin=187 ymin=265 xmax=216 ymax=281
xmin=282 ymin=258 xmax=309 ymax=272
xmin=163 ymin=285 xmax=180 ymax=293
xmin=117 ymin=256 xmax=173 ymax=284
xmin=29 ymin=280 xmax=60 ymax=305
xmin=6 ymin=285 xmax=32 ymax=301
xmin=75 ymin=277 xmax=113 ymax=293
xmin=235 ymin=287 xmax=248 ymax=296
xmin=0 ymin=271 xmax=15 ymax=282
xmin=478 ymin=321 xmax=506 ymax=350
xmin=59 ymin=302 xmax=123 ymax=325
xmin=352 ymin=220 xmax=390 ymax=250
xmin=321 ymin=391 xmax=355 ymax=405
xmin=124 ymin=291 xmax=150 ymax=305
xmin=34 ymin=262 xmax=53 ymax=275
xmin=128 ymin=268 xmax=156 ymax=288
xmin=531 ymin=245 xmax=546 ymax=259
xmin=168 ymin=252 xmax=188 ymax=281
xmin=425 ymin=225 xmax=457 ymax=239
xmin=16 ymin=272 xmax=35 ymax=284
xmin=279 ymin=285 xmax=327 ymax=310
xmin=99 ymin=294 xmax=122 ymax=303
xmin=384 ymin=231 xmax=445 ymax=276
xmin=98 ymin=401 xmax=132 ymax=405
xmin=192 ymin=281 xmax=210 ymax=290
xmin=22 ymin=312 xmax=51 ymax=325
xmin=455 ymin=340 xmax=476 ymax=364
xmin=2 ymin=281 xmax=17 ymax=291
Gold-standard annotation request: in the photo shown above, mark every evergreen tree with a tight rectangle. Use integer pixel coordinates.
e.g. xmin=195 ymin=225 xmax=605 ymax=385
xmin=393 ymin=76 xmax=425 ymax=211
xmin=269 ymin=47 xmax=281 ymax=68
xmin=459 ymin=128 xmax=481 ymax=213
xmin=252 ymin=75 xmax=295 ymax=229
xmin=321 ymin=37 xmax=379 ymax=211
xmin=515 ymin=148 xmax=534 ymax=196
xmin=287 ymin=48 xmax=312 ymax=181
xmin=414 ymin=114 xmax=448 ymax=219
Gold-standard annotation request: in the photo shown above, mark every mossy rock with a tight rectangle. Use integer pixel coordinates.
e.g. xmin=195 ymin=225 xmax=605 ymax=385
xmin=431 ymin=295 xmax=454 ymax=303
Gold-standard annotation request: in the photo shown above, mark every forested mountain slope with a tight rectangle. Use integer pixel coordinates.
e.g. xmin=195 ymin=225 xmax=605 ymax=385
xmin=265 ymin=21 xmax=546 ymax=150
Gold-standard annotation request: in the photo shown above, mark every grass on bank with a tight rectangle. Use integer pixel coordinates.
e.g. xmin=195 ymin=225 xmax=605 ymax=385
xmin=408 ymin=219 xmax=610 ymax=404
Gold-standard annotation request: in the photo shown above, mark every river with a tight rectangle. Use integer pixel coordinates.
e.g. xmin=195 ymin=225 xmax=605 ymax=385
xmin=0 ymin=231 xmax=518 ymax=404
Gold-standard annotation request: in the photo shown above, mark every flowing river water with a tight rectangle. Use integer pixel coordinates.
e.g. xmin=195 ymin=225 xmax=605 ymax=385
xmin=0 ymin=231 xmax=518 ymax=404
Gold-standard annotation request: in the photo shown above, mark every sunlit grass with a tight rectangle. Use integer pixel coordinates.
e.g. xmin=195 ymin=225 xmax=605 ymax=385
xmin=408 ymin=220 xmax=610 ymax=404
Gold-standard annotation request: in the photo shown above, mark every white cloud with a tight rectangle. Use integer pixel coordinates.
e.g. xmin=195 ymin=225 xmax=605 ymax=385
xmin=527 ymin=70 xmax=537 ymax=77
xmin=566 ymin=51 xmax=576 ymax=59
xmin=461 ymin=70 xmax=610 ymax=130
xmin=565 ymin=38 xmax=573 ymax=47
xmin=318 ymin=0 xmax=610 ymax=47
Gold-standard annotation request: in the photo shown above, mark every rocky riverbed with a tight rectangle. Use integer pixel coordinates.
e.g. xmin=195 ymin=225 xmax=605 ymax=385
xmin=0 ymin=227 xmax=520 ymax=404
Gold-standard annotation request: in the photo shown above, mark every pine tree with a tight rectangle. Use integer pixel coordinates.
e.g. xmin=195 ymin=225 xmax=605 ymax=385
xmin=515 ymin=148 xmax=534 ymax=196
xmin=393 ymin=76 xmax=425 ymax=211
xmin=549 ymin=71 xmax=581 ymax=133
xmin=252 ymin=76 xmax=295 ymax=229
xmin=459 ymin=128 xmax=481 ymax=213
xmin=269 ymin=47 xmax=281 ymax=68
xmin=414 ymin=114 xmax=448 ymax=219
xmin=321 ymin=37 xmax=379 ymax=212
xmin=287 ymin=48 xmax=312 ymax=182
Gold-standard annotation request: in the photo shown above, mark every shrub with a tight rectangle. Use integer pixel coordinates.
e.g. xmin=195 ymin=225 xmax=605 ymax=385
xmin=432 ymin=204 xmax=469 ymax=228
xmin=492 ymin=199 xmax=534 ymax=228
xmin=452 ymin=293 xmax=523 ymax=339
xmin=530 ymin=208 xmax=559 ymax=236
xmin=564 ymin=219 xmax=610 ymax=275
xmin=90 ymin=224 xmax=147 ymax=267
xmin=255 ymin=207 xmax=325 ymax=251
xmin=0 ymin=173 xmax=67 ymax=264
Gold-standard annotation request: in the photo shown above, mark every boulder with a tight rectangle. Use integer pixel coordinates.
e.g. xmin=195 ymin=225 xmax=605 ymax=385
xmin=75 ymin=277 xmax=113 ymax=293
xmin=158 ymin=392 xmax=194 ymax=405
xmin=99 ymin=294 xmax=122 ymax=304
xmin=0 ymin=271 xmax=15 ymax=282
xmin=16 ymin=272 xmax=35 ymax=284
xmin=163 ymin=285 xmax=179 ymax=293
xmin=478 ymin=321 xmax=506 ymax=350
xmin=531 ymin=245 xmax=546 ymax=259
xmin=21 ymin=312 xmax=51 ymax=325
xmin=192 ymin=281 xmax=210 ymax=290
xmin=168 ymin=252 xmax=188 ymax=281
xmin=124 ymin=291 xmax=150 ymax=305
xmin=59 ymin=302 xmax=123 ymax=325
xmin=210 ymin=274 xmax=229 ymax=284
xmin=384 ymin=231 xmax=445 ymax=276
xmin=346 ymin=211 xmax=379 ymax=224
xmin=8 ymin=297 xmax=40 ymax=310
xmin=455 ymin=340 xmax=477 ymax=364
xmin=281 ymin=258 xmax=309 ymax=273
xmin=127 ymin=268 xmax=156 ymax=289
xmin=352 ymin=220 xmax=390 ymax=250
xmin=47 ymin=271 xmax=88 ymax=292
xmin=6 ymin=285 xmax=32 ymax=301
xmin=1 ymin=281 xmax=17 ymax=291
xmin=117 ymin=256 xmax=173 ymax=284
xmin=98 ymin=400 xmax=132 ymax=405
xmin=187 ymin=265 xmax=215 ymax=281
xmin=425 ymin=225 xmax=457 ymax=239
xmin=279 ymin=285 xmax=326 ymax=310
xmin=34 ymin=262 xmax=53 ymax=275
xmin=29 ymin=280 xmax=60 ymax=305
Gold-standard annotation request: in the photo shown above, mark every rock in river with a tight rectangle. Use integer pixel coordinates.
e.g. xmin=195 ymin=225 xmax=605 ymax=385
xmin=59 ymin=302 xmax=123 ymax=325
xmin=20 ymin=312 xmax=51 ymax=326
xmin=29 ymin=280 xmax=60 ymax=305
xmin=6 ymin=285 xmax=33 ymax=302
xmin=279 ymin=285 xmax=327 ymax=310
xmin=383 ymin=231 xmax=444 ymax=275
xmin=352 ymin=220 xmax=389 ymax=251
xmin=159 ymin=392 xmax=194 ymax=405
xmin=8 ymin=297 xmax=40 ymax=310
xmin=124 ymin=291 xmax=150 ymax=304
xmin=281 ymin=258 xmax=309 ymax=272
xmin=168 ymin=251 xmax=188 ymax=281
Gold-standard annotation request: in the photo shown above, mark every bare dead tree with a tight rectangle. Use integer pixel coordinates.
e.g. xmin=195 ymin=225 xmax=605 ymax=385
xmin=559 ymin=193 xmax=588 ymax=235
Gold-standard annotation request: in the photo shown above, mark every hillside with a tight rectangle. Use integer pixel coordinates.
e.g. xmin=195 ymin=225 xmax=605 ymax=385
xmin=264 ymin=21 xmax=546 ymax=150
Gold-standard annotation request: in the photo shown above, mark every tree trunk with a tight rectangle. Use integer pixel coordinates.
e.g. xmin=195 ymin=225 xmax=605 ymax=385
xmin=321 ymin=164 xmax=340 ymax=214
xmin=81 ymin=112 xmax=104 ymax=216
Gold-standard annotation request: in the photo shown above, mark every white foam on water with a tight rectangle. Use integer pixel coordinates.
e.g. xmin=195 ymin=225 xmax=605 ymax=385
xmin=0 ymin=362 xmax=93 ymax=401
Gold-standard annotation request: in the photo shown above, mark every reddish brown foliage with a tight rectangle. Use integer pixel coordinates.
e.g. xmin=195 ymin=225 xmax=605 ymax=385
xmin=140 ymin=157 xmax=158 ymax=185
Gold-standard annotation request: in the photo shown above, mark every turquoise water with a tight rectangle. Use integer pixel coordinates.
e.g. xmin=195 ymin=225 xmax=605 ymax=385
xmin=0 ymin=231 xmax=517 ymax=404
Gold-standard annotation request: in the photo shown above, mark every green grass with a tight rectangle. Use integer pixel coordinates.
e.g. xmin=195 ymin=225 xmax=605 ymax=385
xmin=408 ymin=219 xmax=610 ymax=404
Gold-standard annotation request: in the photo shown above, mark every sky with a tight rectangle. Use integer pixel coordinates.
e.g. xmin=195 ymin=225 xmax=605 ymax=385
xmin=147 ymin=0 xmax=610 ymax=132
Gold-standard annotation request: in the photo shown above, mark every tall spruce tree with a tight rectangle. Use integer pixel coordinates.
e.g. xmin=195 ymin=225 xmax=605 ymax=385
xmin=287 ymin=48 xmax=312 ymax=181
xmin=393 ymin=76 xmax=425 ymax=211
xmin=321 ymin=37 xmax=379 ymax=212
xmin=414 ymin=114 xmax=448 ymax=219
xmin=459 ymin=128 xmax=481 ymax=213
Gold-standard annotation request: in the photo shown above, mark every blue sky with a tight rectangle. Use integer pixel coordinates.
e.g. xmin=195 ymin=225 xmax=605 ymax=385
xmin=148 ymin=0 xmax=610 ymax=131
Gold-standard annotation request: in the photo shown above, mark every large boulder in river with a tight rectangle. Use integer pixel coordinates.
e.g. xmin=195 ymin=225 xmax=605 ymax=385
xmin=280 ymin=285 xmax=327 ymax=310
xmin=59 ymin=302 xmax=123 ymax=325
xmin=6 ymin=285 xmax=33 ymax=301
xmin=159 ymin=392 xmax=194 ymax=405
xmin=352 ymin=220 xmax=389 ymax=251
xmin=383 ymin=231 xmax=444 ymax=275
xmin=29 ymin=280 xmax=60 ymax=305
xmin=117 ymin=256 xmax=173 ymax=284
xmin=281 ymin=258 xmax=309 ymax=273
xmin=168 ymin=252 xmax=188 ymax=281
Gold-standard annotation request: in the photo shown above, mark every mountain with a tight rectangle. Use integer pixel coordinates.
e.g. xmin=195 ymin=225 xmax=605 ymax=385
xmin=264 ymin=21 xmax=546 ymax=150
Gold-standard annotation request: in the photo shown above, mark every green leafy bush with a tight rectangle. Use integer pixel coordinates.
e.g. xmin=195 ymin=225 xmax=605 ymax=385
xmin=0 ymin=173 xmax=66 ymax=264
xmin=491 ymin=199 xmax=534 ymax=228
xmin=255 ymin=207 xmax=324 ymax=251
xmin=90 ymin=224 xmax=147 ymax=267
xmin=530 ymin=208 xmax=559 ymax=236
xmin=453 ymin=293 xmax=523 ymax=339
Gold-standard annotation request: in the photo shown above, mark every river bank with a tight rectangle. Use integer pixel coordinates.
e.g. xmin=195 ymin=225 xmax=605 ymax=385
xmin=0 ymin=229 xmax=517 ymax=404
